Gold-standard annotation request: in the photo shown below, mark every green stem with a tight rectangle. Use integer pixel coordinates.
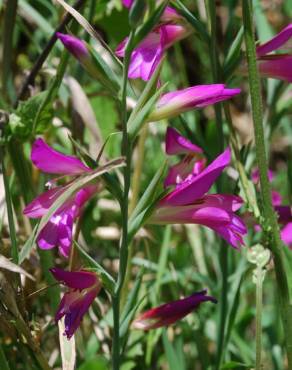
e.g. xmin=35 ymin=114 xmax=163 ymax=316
xmin=1 ymin=150 xmax=18 ymax=262
xmin=0 ymin=343 xmax=10 ymax=370
xmin=112 ymin=31 xmax=135 ymax=370
xmin=120 ymin=125 xmax=148 ymax=309
xmin=242 ymin=0 xmax=292 ymax=366
xmin=255 ymin=267 xmax=263 ymax=370
xmin=204 ymin=3 xmax=228 ymax=368
xmin=2 ymin=0 xmax=18 ymax=103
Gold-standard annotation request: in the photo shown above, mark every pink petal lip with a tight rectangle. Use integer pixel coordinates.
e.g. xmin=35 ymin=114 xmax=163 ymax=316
xmin=160 ymin=147 xmax=231 ymax=206
xmin=132 ymin=290 xmax=216 ymax=330
xmin=31 ymin=138 xmax=91 ymax=175
xmin=165 ymin=127 xmax=203 ymax=155
xmin=256 ymin=23 xmax=292 ymax=57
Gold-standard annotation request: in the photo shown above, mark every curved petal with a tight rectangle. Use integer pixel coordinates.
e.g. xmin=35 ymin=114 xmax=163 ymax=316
xmin=31 ymin=138 xmax=90 ymax=175
xmin=256 ymin=24 xmax=292 ymax=57
xmin=50 ymin=268 xmax=98 ymax=289
xmin=165 ymin=127 xmax=202 ymax=155
xmin=133 ymin=290 xmax=216 ymax=330
xmin=160 ymin=147 xmax=231 ymax=206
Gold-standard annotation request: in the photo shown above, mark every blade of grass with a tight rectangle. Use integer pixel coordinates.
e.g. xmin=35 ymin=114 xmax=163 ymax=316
xmin=1 ymin=150 xmax=18 ymax=262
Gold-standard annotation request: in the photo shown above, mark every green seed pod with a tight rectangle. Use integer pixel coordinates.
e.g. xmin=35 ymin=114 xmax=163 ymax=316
xmin=129 ymin=0 xmax=147 ymax=28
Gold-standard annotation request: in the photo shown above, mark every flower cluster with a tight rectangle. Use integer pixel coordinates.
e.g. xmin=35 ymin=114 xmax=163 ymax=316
xmin=23 ymin=1 xmax=292 ymax=343
xmin=23 ymin=139 xmax=101 ymax=338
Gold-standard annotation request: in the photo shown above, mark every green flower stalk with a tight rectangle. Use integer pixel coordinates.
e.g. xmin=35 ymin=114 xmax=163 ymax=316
xmin=242 ymin=0 xmax=292 ymax=366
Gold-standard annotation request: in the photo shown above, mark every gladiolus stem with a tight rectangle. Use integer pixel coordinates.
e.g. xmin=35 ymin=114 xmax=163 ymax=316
xmin=204 ymin=3 xmax=228 ymax=369
xmin=255 ymin=266 xmax=263 ymax=370
xmin=242 ymin=0 xmax=292 ymax=366
xmin=112 ymin=30 xmax=135 ymax=370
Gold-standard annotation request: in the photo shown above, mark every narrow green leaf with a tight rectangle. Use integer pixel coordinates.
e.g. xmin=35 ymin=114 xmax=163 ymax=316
xmin=74 ymin=241 xmax=115 ymax=295
xmin=88 ymin=44 xmax=121 ymax=94
xmin=120 ymin=267 xmax=145 ymax=325
xmin=128 ymin=83 xmax=168 ymax=139
xmin=132 ymin=1 xmax=168 ymax=47
xmin=162 ymin=331 xmax=185 ymax=370
xmin=1 ymin=152 xmax=18 ymax=262
xmin=127 ymin=58 xmax=164 ymax=125
xmin=223 ymin=26 xmax=244 ymax=80
xmin=18 ymin=223 xmax=39 ymax=264
xmin=171 ymin=0 xmax=210 ymax=44
xmin=129 ymin=163 xmax=166 ymax=222
xmin=0 ymin=344 xmax=10 ymax=370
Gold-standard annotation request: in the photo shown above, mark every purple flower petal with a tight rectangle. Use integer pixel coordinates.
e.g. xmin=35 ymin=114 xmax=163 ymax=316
xmin=160 ymin=147 xmax=231 ymax=206
xmin=50 ymin=268 xmax=98 ymax=289
xmin=31 ymin=138 xmax=90 ymax=175
xmin=56 ymin=33 xmax=89 ymax=61
xmin=116 ymin=25 xmax=188 ymax=81
xmin=275 ymin=205 xmax=292 ymax=224
xmin=133 ymin=290 xmax=216 ymax=330
xmin=150 ymin=85 xmax=240 ymax=121
xmin=257 ymin=55 xmax=292 ymax=83
xmin=256 ymin=24 xmax=292 ymax=57
xmin=281 ymin=222 xmax=292 ymax=247
xmin=165 ymin=127 xmax=203 ymax=155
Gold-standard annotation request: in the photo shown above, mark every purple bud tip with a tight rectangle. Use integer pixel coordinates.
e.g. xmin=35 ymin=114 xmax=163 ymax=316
xmin=56 ymin=32 xmax=88 ymax=60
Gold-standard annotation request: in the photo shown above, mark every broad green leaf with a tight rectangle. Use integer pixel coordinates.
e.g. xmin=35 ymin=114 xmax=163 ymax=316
xmin=8 ymin=92 xmax=53 ymax=140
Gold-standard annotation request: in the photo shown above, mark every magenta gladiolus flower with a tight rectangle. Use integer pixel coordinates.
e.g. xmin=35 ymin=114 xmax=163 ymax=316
xmin=148 ymin=84 xmax=241 ymax=122
xmin=50 ymin=268 xmax=101 ymax=339
xmin=116 ymin=24 xmax=189 ymax=81
xmin=256 ymin=24 xmax=292 ymax=82
xmin=23 ymin=139 xmax=98 ymax=257
xmin=150 ymin=130 xmax=247 ymax=248
xmin=132 ymin=290 xmax=216 ymax=330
